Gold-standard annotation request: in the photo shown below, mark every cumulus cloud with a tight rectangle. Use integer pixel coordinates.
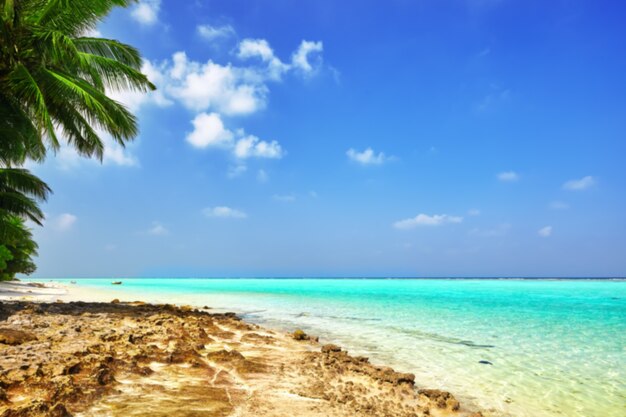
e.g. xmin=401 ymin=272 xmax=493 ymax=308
xmin=186 ymin=112 xmax=234 ymax=149
xmin=393 ymin=214 xmax=463 ymax=230
xmin=497 ymin=171 xmax=519 ymax=182
xmin=236 ymin=38 xmax=323 ymax=80
xmin=291 ymin=40 xmax=324 ymax=75
xmin=538 ymin=226 xmax=553 ymax=237
xmin=54 ymin=213 xmax=77 ymax=231
xmin=197 ymin=24 xmax=235 ymax=41
xmin=346 ymin=147 xmax=389 ymax=165
xmin=131 ymin=0 xmax=161 ymax=25
xmin=185 ymin=115 xmax=283 ymax=163
xmin=563 ymin=176 xmax=595 ymax=191
xmin=238 ymin=39 xmax=291 ymax=80
xmin=148 ymin=222 xmax=168 ymax=236
xmin=166 ymin=52 xmax=267 ymax=115
xmin=118 ymin=38 xmax=323 ymax=171
xmin=234 ymin=135 xmax=283 ymax=159
xmin=203 ymin=206 xmax=247 ymax=219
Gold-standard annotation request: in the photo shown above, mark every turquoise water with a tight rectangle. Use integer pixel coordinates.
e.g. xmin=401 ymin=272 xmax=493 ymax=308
xmin=35 ymin=278 xmax=625 ymax=417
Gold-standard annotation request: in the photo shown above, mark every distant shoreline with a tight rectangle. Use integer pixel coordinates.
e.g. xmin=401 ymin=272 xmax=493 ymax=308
xmin=24 ymin=276 xmax=626 ymax=281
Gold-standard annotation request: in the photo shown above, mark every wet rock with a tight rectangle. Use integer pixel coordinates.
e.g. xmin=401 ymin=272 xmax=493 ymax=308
xmin=0 ymin=400 xmax=49 ymax=417
xmin=321 ymin=344 xmax=342 ymax=353
xmin=49 ymin=403 xmax=72 ymax=417
xmin=241 ymin=333 xmax=275 ymax=344
xmin=0 ymin=329 xmax=37 ymax=346
xmin=292 ymin=329 xmax=309 ymax=340
xmin=418 ymin=389 xmax=460 ymax=410
xmin=93 ymin=367 xmax=115 ymax=386
xmin=65 ymin=362 xmax=81 ymax=375
xmin=207 ymin=349 xmax=245 ymax=363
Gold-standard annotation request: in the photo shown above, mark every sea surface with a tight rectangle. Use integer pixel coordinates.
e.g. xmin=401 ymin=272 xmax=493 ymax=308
xmin=32 ymin=278 xmax=625 ymax=417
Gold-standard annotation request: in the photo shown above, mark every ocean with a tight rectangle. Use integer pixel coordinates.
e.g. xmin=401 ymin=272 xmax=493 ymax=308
xmin=34 ymin=278 xmax=626 ymax=417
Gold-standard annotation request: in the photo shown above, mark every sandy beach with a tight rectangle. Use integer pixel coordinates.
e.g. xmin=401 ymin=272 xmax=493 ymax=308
xmin=0 ymin=281 xmax=484 ymax=417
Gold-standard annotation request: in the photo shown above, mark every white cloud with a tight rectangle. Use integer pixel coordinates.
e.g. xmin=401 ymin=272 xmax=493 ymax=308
xmin=167 ymin=52 xmax=267 ymax=115
xmin=54 ymin=213 xmax=77 ymax=231
xmin=291 ymin=40 xmax=324 ymax=75
xmin=197 ymin=24 xmax=235 ymax=41
xmin=237 ymin=38 xmax=323 ymax=80
xmin=549 ymin=201 xmax=570 ymax=210
xmin=131 ymin=0 xmax=161 ymax=25
xmin=497 ymin=171 xmax=519 ymax=182
xmin=237 ymin=39 xmax=292 ymax=81
xmin=468 ymin=209 xmax=481 ymax=216
xmin=119 ymin=38 xmax=323 ymax=167
xmin=538 ymin=226 xmax=553 ymax=237
xmin=148 ymin=222 xmax=168 ymax=236
xmin=563 ymin=176 xmax=595 ymax=191
xmin=234 ymin=135 xmax=283 ymax=159
xmin=346 ymin=147 xmax=389 ymax=165
xmin=186 ymin=112 xmax=234 ymax=149
xmin=273 ymin=194 xmax=296 ymax=202
xmin=393 ymin=213 xmax=463 ymax=230
xmin=203 ymin=206 xmax=247 ymax=219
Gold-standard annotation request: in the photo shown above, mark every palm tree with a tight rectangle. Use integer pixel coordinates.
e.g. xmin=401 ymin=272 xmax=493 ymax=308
xmin=0 ymin=0 xmax=155 ymax=164
xmin=0 ymin=167 xmax=50 ymax=241
xmin=0 ymin=215 xmax=38 ymax=280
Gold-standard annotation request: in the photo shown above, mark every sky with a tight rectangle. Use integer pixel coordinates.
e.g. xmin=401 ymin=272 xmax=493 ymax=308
xmin=28 ymin=0 xmax=626 ymax=278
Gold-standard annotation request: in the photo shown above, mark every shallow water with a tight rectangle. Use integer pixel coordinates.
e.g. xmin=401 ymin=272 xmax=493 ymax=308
xmin=34 ymin=278 xmax=626 ymax=417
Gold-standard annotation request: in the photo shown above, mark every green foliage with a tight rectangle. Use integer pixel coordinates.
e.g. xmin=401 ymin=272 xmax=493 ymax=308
xmin=0 ymin=167 xmax=51 ymax=244
xmin=0 ymin=0 xmax=154 ymax=164
xmin=0 ymin=244 xmax=13 ymax=270
xmin=0 ymin=0 xmax=152 ymax=277
xmin=0 ymin=216 xmax=37 ymax=280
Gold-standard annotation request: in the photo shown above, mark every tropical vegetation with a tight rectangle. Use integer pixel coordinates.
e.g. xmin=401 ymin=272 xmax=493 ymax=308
xmin=0 ymin=0 xmax=153 ymax=280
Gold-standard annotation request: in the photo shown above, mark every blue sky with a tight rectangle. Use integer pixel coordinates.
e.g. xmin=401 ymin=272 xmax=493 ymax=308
xmin=29 ymin=0 xmax=626 ymax=277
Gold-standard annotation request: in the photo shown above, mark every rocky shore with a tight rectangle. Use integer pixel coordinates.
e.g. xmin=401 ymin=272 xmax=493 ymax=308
xmin=0 ymin=296 xmax=484 ymax=416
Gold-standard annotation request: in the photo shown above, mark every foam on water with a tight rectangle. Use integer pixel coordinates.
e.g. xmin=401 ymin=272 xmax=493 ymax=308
xmin=35 ymin=278 xmax=626 ymax=417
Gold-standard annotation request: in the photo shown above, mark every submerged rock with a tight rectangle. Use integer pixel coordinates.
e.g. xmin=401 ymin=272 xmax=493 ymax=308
xmin=292 ymin=329 xmax=309 ymax=340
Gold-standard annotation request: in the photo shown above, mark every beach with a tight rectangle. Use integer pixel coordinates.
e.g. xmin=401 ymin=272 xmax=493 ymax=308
xmin=0 ymin=281 xmax=482 ymax=417
xmin=1 ymin=278 xmax=624 ymax=417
